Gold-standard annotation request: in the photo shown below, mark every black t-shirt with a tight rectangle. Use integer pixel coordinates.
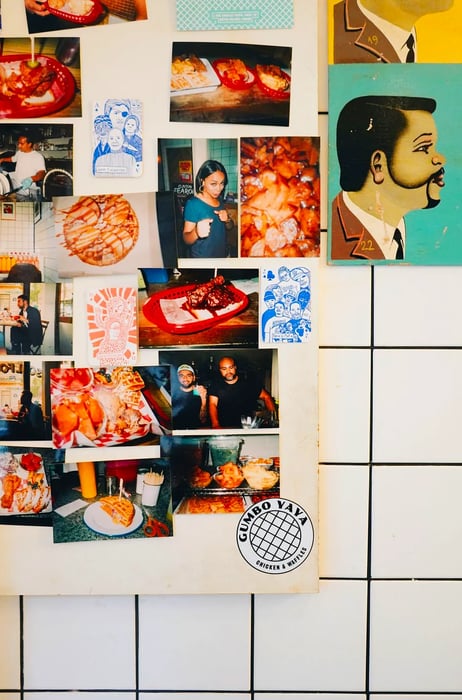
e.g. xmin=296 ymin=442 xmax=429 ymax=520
xmin=172 ymin=388 xmax=203 ymax=429
xmin=209 ymin=375 xmax=263 ymax=428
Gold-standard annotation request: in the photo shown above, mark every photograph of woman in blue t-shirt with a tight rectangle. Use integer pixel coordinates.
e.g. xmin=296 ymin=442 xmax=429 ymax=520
xmin=182 ymin=159 xmax=235 ymax=258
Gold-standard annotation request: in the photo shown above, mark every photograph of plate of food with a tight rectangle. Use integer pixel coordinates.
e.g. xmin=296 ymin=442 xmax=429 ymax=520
xmin=254 ymin=64 xmax=291 ymax=99
xmin=142 ymin=275 xmax=249 ymax=334
xmin=44 ymin=0 xmax=105 ymax=24
xmin=171 ymin=54 xmax=221 ymax=96
xmin=50 ymin=367 xmax=160 ymax=448
xmin=84 ymin=497 xmax=143 ymax=536
xmin=0 ymin=451 xmax=51 ymax=515
xmin=0 ymin=54 xmax=76 ymax=119
xmin=211 ymin=58 xmax=255 ymax=90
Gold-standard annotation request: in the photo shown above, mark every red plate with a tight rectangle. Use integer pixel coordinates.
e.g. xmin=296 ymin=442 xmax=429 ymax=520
xmin=142 ymin=283 xmax=249 ymax=334
xmin=255 ymin=68 xmax=291 ymax=100
xmin=212 ymin=60 xmax=255 ymax=90
xmin=44 ymin=0 xmax=104 ymax=24
xmin=0 ymin=55 xmax=76 ymax=119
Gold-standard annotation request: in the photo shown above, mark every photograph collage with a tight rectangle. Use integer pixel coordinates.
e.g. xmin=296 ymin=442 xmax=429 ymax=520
xmin=0 ymin=0 xmax=319 ymax=593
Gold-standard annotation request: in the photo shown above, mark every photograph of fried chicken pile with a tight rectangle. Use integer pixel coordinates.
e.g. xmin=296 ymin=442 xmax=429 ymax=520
xmin=0 ymin=451 xmax=51 ymax=515
xmin=50 ymin=366 xmax=162 ymax=448
xmin=240 ymin=136 xmax=320 ymax=257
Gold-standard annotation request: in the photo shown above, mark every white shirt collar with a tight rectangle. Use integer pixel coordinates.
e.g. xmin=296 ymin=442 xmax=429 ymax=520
xmin=358 ymin=0 xmax=417 ymax=62
xmin=343 ymin=191 xmax=406 ymax=260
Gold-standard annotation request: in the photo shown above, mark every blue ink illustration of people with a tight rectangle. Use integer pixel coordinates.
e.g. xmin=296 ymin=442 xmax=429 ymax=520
xmin=92 ymin=99 xmax=143 ymax=177
xmin=328 ymin=63 xmax=462 ymax=264
xmin=260 ymin=266 xmax=311 ymax=344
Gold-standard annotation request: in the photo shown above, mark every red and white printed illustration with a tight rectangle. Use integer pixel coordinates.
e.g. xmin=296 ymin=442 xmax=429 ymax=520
xmin=87 ymin=287 xmax=137 ymax=366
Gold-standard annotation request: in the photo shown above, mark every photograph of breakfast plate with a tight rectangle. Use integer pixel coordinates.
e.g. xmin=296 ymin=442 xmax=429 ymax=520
xmin=51 ymin=456 xmax=173 ymax=542
xmin=84 ymin=501 xmax=143 ymax=536
xmin=24 ymin=0 xmax=147 ymax=33
xmin=0 ymin=451 xmax=52 ymax=516
xmin=50 ymin=365 xmax=171 ymax=449
xmin=170 ymin=41 xmax=291 ymax=126
xmin=0 ymin=447 xmax=62 ymax=527
xmin=0 ymin=38 xmax=80 ymax=119
xmin=139 ymin=268 xmax=259 ymax=348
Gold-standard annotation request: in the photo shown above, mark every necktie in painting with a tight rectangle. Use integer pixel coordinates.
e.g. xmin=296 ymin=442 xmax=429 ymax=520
xmin=393 ymin=229 xmax=404 ymax=259
xmin=405 ymin=34 xmax=415 ymax=63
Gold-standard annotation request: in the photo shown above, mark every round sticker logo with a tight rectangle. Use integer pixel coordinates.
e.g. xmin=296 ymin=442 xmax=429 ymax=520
xmin=236 ymin=498 xmax=314 ymax=574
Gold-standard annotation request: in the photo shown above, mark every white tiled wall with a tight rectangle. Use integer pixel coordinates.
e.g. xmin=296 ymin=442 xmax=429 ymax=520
xmin=2 ymin=0 xmax=462 ymax=697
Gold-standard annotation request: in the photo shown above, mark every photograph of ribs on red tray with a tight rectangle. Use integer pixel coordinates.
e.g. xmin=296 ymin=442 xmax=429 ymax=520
xmin=138 ymin=267 xmax=259 ymax=349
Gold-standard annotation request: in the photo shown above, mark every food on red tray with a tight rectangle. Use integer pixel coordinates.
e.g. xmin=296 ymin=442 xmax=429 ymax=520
xmin=213 ymin=462 xmax=244 ymax=489
xmin=214 ymin=58 xmax=249 ymax=83
xmin=0 ymin=59 xmax=56 ymax=103
xmin=20 ymin=452 xmax=43 ymax=472
xmin=255 ymin=64 xmax=289 ymax=93
xmin=57 ymin=195 xmax=139 ymax=266
xmin=99 ymin=495 xmax=135 ymax=527
xmin=1 ymin=473 xmax=21 ymax=509
xmin=185 ymin=275 xmax=237 ymax=311
xmin=189 ymin=466 xmax=212 ymax=488
xmin=49 ymin=0 xmax=94 ymax=14
xmin=183 ymin=494 xmax=245 ymax=513
xmin=240 ymin=136 xmax=320 ymax=257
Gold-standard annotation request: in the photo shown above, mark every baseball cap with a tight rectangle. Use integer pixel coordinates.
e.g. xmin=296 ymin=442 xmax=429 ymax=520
xmin=177 ymin=364 xmax=195 ymax=374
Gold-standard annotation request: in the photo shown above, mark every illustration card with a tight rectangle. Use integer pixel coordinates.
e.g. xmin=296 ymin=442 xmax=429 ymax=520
xmin=259 ymin=264 xmax=312 ymax=346
xmin=240 ymin=136 xmax=320 ymax=258
xmin=138 ymin=267 xmax=258 ymax=349
xmin=176 ymin=0 xmax=293 ymax=31
xmin=170 ymin=42 xmax=291 ymax=126
xmin=92 ymin=99 xmax=143 ymax=177
xmin=51 ymin=456 xmax=173 ymax=543
xmin=328 ymin=64 xmax=462 ymax=265
xmin=87 ymin=287 xmax=137 ymax=366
